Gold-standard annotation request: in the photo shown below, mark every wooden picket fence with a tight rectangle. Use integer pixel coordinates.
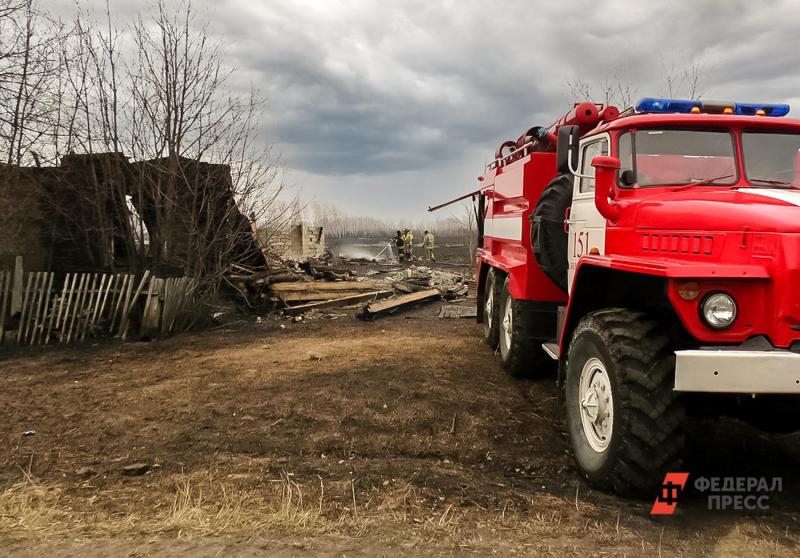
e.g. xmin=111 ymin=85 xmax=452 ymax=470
xmin=0 ymin=270 xmax=11 ymax=344
xmin=0 ymin=261 xmax=197 ymax=346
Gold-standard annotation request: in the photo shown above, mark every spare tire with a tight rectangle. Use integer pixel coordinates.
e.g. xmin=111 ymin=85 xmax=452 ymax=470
xmin=530 ymin=173 xmax=572 ymax=292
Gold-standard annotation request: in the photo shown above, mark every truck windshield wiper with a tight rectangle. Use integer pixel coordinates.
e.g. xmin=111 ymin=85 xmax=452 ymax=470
xmin=671 ymin=174 xmax=734 ymax=190
xmin=687 ymin=174 xmax=734 ymax=186
xmin=746 ymin=178 xmax=800 ymax=190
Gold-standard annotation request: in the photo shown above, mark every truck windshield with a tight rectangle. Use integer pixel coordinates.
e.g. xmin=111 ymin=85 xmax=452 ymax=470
xmin=618 ymin=129 xmax=737 ymax=187
xmin=742 ymin=131 xmax=800 ymax=187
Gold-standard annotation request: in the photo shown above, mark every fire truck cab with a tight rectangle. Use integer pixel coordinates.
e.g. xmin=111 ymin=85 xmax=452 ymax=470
xmin=463 ymin=98 xmax=800 ymax=495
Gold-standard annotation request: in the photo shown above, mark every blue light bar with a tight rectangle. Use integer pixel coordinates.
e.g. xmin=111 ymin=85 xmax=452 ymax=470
xmin=636 ymin=97 xmax=791 ymax=117
xmin=734 ymin=102 xmax=790 ymax=117
xmin=636 ymin=97 xmax=701 ymax=114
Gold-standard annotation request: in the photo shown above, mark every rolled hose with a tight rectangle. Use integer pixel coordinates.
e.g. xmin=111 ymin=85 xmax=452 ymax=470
xmin=495 ymin=140 xmax=517 ymax=160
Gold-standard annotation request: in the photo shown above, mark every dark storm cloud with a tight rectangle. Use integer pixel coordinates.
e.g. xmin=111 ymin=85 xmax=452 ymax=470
xmin=209 ymin=0 xmax=800 ymax=179
xmin=51 ymin=0 xmax=800 ymax=216
xmin=210 ymin=0 xmax=570 ymax=175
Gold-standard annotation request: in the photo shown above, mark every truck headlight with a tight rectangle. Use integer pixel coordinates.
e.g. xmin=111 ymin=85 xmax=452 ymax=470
xmin=701 ymin=293 xmax=737 ymax=329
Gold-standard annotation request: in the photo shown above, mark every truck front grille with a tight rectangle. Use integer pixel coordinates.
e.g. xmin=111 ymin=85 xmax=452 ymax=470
xmin=640 ymin=232 xmax=714 ymax=255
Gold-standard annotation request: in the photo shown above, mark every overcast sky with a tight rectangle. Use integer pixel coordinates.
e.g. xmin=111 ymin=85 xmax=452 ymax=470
xmin=56 ymin=0 xmax=800 ymax=221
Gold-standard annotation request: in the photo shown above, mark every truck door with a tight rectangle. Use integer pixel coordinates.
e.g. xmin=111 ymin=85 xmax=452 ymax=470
xmin=566 ymin=134 xmax=609 ymax=292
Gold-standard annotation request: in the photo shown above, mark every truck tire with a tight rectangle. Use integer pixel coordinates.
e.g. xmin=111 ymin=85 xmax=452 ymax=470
xmin=565 ymin=308 xmax=685 ymax=496
xmin=498 ymin=276 xmax=554 ymax=377
xmin=531 ymin=174 xmax=572 ymax=292
xmin=482 ymin=269 xmax=501 ymax=348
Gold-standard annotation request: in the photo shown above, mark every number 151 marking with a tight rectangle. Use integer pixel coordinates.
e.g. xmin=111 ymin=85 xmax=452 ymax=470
xmin=573 ymin=230 xmax=589 ymax=258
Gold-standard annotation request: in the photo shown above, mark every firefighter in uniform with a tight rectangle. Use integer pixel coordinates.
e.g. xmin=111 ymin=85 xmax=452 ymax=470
xmin=394 ymin=230 xmax=405 ymax=262
xmin=423 ymin=230 xmax=435 ymax=261
xmin=403 ymin=228 xmax=414 ymax=261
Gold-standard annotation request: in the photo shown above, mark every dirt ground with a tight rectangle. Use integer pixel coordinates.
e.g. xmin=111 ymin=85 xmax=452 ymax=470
xmin=1 ymin=293 xmax=800 ymax=556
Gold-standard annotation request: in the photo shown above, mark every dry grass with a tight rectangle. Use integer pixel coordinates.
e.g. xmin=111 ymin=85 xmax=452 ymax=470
xmin=0 ymin=469 xmax=77 ymax=540
xmin=139 ymin=472 xmax=334 ymax=539
xmin=0 ymin=468 xmax=599 ymax=543
xmin=154 ymin=480 xmax=257 ymax=537
xmin=0 ymin=470 xmax=326 ymax=542
xmin=4 ymin=311 xmax=800 ymax=556
xmin=3 ymin=468 xmax=800 ymax=557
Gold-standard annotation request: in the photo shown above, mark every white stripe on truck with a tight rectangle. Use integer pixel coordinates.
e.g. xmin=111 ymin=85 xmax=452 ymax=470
xmin=737 ymin=188 xmax=800 ymax=206
xmin=484 ymin=216 xmax=522 ymax=241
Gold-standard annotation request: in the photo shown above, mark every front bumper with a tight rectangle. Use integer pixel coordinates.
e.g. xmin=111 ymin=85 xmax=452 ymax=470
xmin=674 ymin=348 xmax=800 ymax=393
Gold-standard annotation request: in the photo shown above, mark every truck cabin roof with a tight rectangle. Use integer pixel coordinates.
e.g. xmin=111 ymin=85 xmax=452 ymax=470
xmin=589 ymin=113 xmax=800 ymax=137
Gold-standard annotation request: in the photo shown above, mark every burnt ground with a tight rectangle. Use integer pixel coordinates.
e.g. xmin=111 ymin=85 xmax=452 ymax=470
xmin=1 ymin=297 xmax=800 ymax=556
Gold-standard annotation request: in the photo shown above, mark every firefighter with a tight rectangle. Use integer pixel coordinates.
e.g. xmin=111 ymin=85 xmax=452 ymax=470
xmin=394 ymin=230 xmax=405 ymax=262
xmin=423 ymin=230 xmax=435 ymax=261
xmin=403 ymin=228 xmax=414 ymax=261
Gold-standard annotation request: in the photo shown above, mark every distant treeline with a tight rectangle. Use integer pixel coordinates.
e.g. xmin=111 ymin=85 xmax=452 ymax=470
xmin=305 ymin=201 xmax=475 ymax=239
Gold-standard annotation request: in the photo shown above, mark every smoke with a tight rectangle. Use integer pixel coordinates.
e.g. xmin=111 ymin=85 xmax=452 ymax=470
xmin=335 ymin=241 xmax=395 ymax=260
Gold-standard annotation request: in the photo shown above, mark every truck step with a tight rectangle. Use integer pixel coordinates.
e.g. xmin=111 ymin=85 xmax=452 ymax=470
xmin=542 ymin=342 xmax=559 ymax=360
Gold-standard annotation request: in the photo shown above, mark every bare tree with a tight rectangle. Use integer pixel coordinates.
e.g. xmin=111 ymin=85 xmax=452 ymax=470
xmin=0 ymin=0 xmax=66 ymax=270
xmin=568 ymin=56 xmax=707 ymax=110
xmin=0 ymin=0 xmax=61 ymax=165
xmin=444 ymin=200 xmax=477 ymax=262
xmin=117 ymin=1 xmax=289 ymax=288
xmin=662 ymin=56 xmax=705 ymax=99
xmin=0 ymin=0 xmax=291 ymax=294
xmin=567 ymin=71 xmax=636 ymax=109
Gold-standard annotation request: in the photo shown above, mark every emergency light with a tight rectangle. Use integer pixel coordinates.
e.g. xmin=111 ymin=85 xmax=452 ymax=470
xmin=733 ymin=102 xmax=790 ymax=117
xmin=636 ymin=97 xmax=790 ymax=117
xmin=636 ymin=98 xmax=701 ymax=114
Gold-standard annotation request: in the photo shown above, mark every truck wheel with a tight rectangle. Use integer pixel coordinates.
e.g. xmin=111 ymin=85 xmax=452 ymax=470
xmin=498 ymin=277 xmax=553 ymax=377
xmin=565 ymin=309 xmax=685 ymax=496
xmin=482 ymin=269 xmax=501 ymax=348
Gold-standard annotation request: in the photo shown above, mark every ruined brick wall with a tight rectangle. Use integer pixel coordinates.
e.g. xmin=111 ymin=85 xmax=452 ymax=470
xmin=257 ymin=225 xmax=302 ymax=258
xmin=130 ymin=157 xmax=266 ymax=274
xmin=301 ymin=225 xmax=325 ymax=259
xmin=0 ymin=156 xmax=134 ymax=273
xmin=0 ymin=166 xmax=53 ymax=271
xmin=53 ymin=153 xmax=136 ymax=271
xmin=1 ymin=154 xmax=266 ymax=275
xmin=255 ymin=224 xmax=325 ymax=260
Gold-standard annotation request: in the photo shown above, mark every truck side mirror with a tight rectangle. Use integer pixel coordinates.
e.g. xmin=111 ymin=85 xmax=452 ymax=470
xmin=557 ymin=125 xmax=580 ymax=174
xmin=592 ymin=155 xmax=622 ymax=221
xmin=619 ymin=169 xmax=636 ymax=187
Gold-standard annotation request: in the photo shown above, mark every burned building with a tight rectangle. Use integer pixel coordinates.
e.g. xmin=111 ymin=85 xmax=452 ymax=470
xmin=0 ymin=153 xmax=265 ymax=275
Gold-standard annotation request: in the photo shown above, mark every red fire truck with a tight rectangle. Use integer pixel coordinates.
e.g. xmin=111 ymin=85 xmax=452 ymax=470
xmin=432 ymin=97 xmax=800 ymax=495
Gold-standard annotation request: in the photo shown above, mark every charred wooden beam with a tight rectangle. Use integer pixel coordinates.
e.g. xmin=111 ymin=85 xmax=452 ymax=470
xmin=358 ymin=288 xmax=441 ymax=320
